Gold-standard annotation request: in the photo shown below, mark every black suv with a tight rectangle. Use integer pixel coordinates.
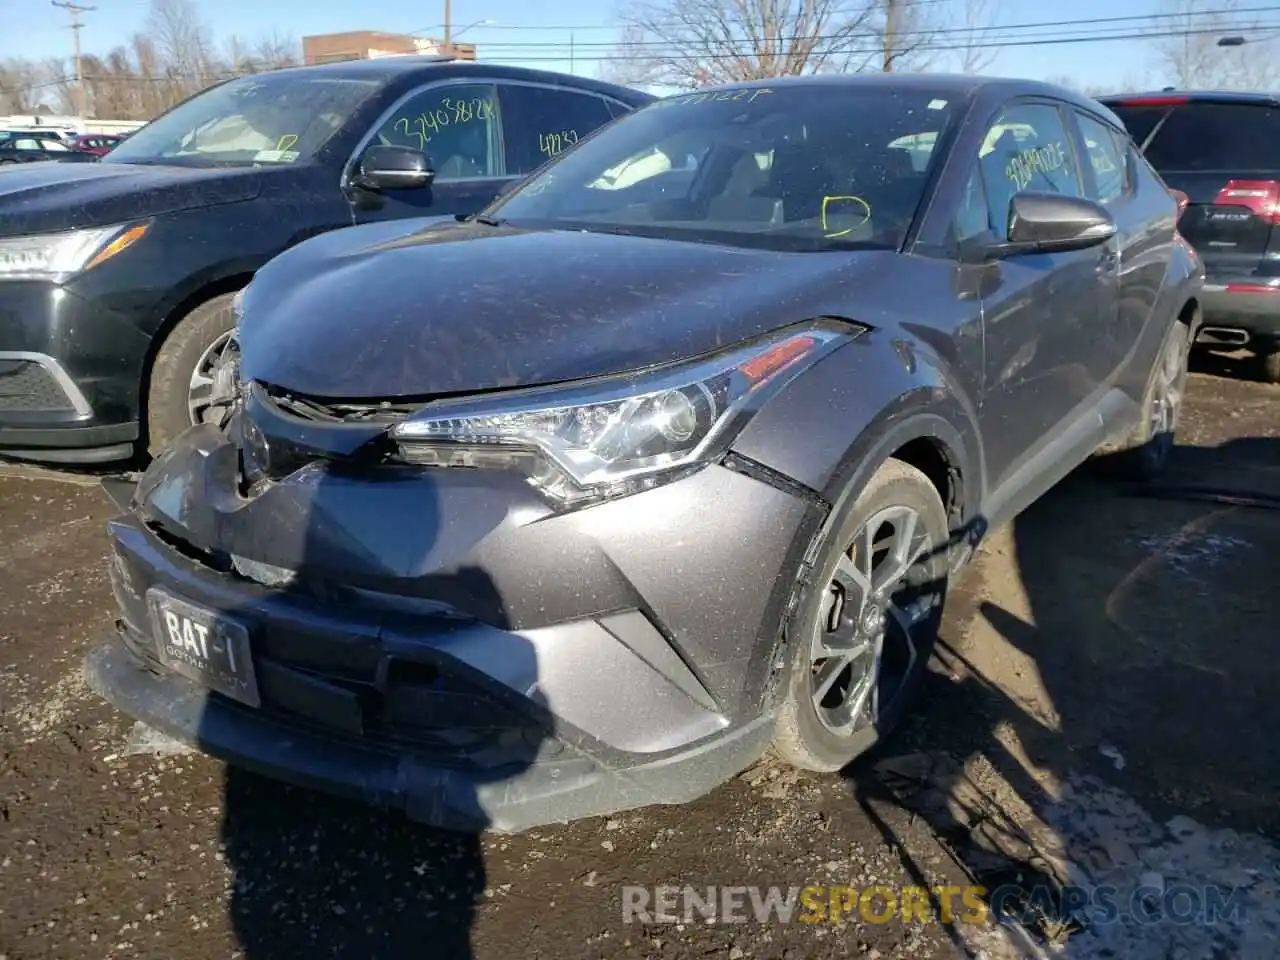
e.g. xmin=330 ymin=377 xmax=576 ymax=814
xmin=1103 ymin=92 xmax=1280 ymax=382
xmin=0 ymin=58 xmax=651 ymax=464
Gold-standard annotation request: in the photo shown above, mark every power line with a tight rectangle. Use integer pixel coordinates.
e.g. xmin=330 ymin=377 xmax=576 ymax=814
xmin=405 ymin=0 xmax=959 ymax=35
xmin=469 ymin=20 xmax=1280 ymax=64
xmin=410 ymin=1 xmax=1280 ymax=42
xmin=412 ymin=4 xmax=1280 ymax=51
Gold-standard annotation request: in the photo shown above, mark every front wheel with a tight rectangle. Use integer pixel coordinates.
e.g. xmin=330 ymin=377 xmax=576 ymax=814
xmin=145 ymin=292 xmax=239 ymax=456
xmin=771 ymin=458 xmax=950 ymax=773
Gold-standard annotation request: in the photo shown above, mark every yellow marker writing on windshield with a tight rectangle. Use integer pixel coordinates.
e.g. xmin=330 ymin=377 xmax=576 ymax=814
xmin=821 ymin=195 xmax=872 ymax=238
xmin=275 ymin=134 xmax=299 ymax=152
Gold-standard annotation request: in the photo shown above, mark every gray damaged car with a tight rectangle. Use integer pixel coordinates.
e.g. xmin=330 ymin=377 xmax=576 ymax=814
xmin=85 ymin=74 xmax=1203 ymax=831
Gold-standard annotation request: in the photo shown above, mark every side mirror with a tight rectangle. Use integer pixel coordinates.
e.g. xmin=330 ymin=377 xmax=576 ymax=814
xmin=963 ymin=192 xmax=1117 ymax=261
xmin=352 ymin=144 xmax=435 ymax=191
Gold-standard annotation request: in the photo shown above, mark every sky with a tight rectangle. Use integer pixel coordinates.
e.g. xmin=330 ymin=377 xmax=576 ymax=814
xmin=8 ymin=0 xmax=1272 ymax=92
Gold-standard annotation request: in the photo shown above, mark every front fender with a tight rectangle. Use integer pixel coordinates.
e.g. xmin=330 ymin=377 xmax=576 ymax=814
xmin=730 ymin=330 xmax=985 ymax=527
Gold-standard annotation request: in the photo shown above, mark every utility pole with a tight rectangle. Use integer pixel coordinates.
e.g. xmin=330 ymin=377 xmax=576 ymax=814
xmin=882 ymin=0 xmax=897 ymax=72
xmin=52 ymin=0 xmax=95 ymax=118
xmin=443 ymin=0 xmax=452 ymax=52
xmin=569 ymin=33 xmax=575 ymax=74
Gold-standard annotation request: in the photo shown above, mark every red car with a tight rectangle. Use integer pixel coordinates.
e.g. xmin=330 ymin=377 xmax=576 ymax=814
xmin=69 ymin=133 xmax=124 ymax=156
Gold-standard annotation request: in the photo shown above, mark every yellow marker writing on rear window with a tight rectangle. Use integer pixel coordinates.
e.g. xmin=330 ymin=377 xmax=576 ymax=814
xmin=539 ymin=130 xmax=580 ymax=158
xmin=656 ymin=88 xmax=775 ymax=108
xmin=275 ymin=134 xmax=299 ymax=152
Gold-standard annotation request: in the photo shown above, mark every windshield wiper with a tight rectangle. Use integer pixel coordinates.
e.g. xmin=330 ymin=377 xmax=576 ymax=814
xmin=458 ymin=213 xmax=506 ymax=227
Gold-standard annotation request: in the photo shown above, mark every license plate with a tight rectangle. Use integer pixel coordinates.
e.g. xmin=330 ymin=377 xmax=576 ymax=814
xmin=146 ymin=589 xmax=260 ymax=707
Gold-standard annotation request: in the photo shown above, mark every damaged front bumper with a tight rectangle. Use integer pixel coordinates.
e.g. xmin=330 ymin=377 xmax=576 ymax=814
xmin=85 ymin=412 xmax=823 ymax=831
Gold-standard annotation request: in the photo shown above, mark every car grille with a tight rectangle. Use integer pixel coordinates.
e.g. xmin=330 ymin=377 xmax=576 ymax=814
xmin=0 ymin=359 xmax=76 ymax=412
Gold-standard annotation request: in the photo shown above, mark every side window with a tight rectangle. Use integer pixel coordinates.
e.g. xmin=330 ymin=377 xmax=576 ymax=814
xmin=498 ymin=85 xmax=615 ymax=174
xmin=14 ymin=138 xmax=40 ymax=150
xmin=370 ymin=83 xmax=500 ymax=181
xmin=1076 ymin=113 xmax=1128 ymax=203
xmin=977 ymin=102 xmax=1082 ymax=240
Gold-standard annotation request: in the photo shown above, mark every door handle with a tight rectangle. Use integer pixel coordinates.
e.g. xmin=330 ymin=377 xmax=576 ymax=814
xmin=1096 ymin=248 xmax=1119 ymax=274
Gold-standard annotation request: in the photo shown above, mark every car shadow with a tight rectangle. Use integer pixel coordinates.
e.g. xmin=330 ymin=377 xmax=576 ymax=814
xmin=839 ymin=435 xmax=1280 ymax=953
xmin=157 ymin=460 xmax=549 ymax=959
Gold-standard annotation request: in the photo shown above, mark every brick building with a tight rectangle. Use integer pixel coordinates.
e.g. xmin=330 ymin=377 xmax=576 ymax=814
xmin=302 ymin=31 xmax=477 ymax=65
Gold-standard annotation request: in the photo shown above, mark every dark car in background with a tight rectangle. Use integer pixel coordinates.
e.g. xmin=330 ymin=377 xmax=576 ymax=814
xmin=0 ymin=58 xmax=651 ymax=465
xmin=1102 ymin=91 xmax=1280 ymax=381
xmin=0 ymin=135 xmax=98 ymax=164
xmin=85 ymin=75 xmax=1201 ymax=831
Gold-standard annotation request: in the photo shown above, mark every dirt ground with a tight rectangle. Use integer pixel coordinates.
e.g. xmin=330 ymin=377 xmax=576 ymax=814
xmin=1 ymin=353 xmax=1278 ymax=960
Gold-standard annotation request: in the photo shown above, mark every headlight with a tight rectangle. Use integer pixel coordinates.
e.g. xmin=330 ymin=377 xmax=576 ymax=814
xmin=391 ymin=325 xmax=857 ymax=506
xmin=0 ymin=222 xmax=150 ymax=282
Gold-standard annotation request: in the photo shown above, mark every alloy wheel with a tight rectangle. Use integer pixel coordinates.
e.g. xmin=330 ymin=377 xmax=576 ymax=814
xmin=1149 ymin=328 xmax=1187 ymax=439
xmin=809 ymin=503 xmax=939 ymax=734
xmin=187 ymin=330 xmax=234 ymax=426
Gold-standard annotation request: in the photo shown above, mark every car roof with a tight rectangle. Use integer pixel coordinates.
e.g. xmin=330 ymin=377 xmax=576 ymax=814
xmin=242 ymin=57 xmax=655 ymax=103
xmin=1100 ymin=90 xmax=1280 ymax=107
xmin=675 ymin=73 xmax=1125 ymax=126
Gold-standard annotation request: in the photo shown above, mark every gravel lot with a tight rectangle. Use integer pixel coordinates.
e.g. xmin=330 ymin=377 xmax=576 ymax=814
xmin=2 ymin=352 xmax=1278 ymax=960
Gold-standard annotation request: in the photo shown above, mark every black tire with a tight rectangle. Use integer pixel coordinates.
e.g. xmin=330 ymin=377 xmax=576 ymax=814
xmin=1102 ymin=318 xmax=1192 ymax=482
xmin=772 ymin=458 xmax=950 ymax=773
xmin=145 ymin=292 xmax=239 ymax=456
xmin=1259 ymin=344 xmax=1280 ymax=385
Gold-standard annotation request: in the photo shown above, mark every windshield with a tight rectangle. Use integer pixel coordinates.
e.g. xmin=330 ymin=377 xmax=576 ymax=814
xmin=103 ymin=73 xmax=382 ymax=168
xmin=489 ymin=84 xmax=960 ymax=251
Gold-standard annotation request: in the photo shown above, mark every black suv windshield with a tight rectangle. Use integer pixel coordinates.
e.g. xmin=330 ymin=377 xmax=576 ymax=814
xmin=489 ymin=84 xmax=959 ymax=251
xmin=103 ymin=72 xmax=382 ymax=168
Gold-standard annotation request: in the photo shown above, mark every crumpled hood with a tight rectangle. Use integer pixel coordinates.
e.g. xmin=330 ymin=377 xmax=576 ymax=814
xmin=0 ymin=161 xmax=266 ymax=236
xmin=237 ymin=219 xmax=867 ymax=399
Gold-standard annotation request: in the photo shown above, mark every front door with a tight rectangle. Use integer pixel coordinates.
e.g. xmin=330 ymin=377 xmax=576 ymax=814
xmin=349 ymin=82 xmax=517 ymax=223
xmin=969 ymin=100 xmax=1119 ymax=493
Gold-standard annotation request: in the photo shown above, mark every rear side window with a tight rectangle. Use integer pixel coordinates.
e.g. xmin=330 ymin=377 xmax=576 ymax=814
xmin=1076 ymin=113 xmax=1128 ymax=203
xmin=1140 ymin=103 xmax=1280 ymax=171
xmin=498 ymin=85 xmax=616 ymax=174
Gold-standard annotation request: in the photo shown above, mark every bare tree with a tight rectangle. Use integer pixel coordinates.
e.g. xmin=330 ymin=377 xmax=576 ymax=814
xmin=596 ymin=24 xmax=667 ymax=88
xmin=872 ymin=0 xmax=943 ymax=73
xmin=949 ymin=0 xmax=1001 ymax=75
xmin=253 ymin=29 xmax=300 ymax=70
xmin=146 ymin=0 xmax=218 ymax=100
xmin=0 ymin=58 xmax=49 ymax=113
xmin=41 ymin=57 xmax=80 ymax=114
xmin=604 ymin=0 xmax=878 ymax=89
xmin=1153 ymin=0 xmax=1280 ymax=89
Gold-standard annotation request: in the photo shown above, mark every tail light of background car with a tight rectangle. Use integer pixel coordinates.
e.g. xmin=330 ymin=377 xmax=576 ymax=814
xmin=1110 ymin=95 xmax=1189 ymax=107
xmin=1213 ymin=180 xmax=1280 ymax=224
